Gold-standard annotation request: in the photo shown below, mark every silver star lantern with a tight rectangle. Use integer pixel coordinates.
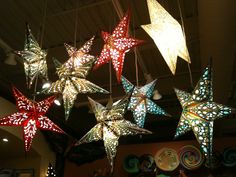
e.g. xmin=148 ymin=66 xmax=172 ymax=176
xmin=76 ymin=96 xmax=151 ymax=171
xmin=174 ymin=63 xmax=235 ymax=166
xmin=121 ymin=76 xmax=169 ymax=128
xmin=16 ymin=24 xmax=48 ymax=88
xmin=141 ymin=0 xmax=190 ymax=74
xmin=41 ymin=37 xmax=109 ymax=120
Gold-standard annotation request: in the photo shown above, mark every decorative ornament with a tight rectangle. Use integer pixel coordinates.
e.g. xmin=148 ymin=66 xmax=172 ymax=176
xmin=121 ymin=76 xmax=169 ymax=128
xmin=139 ymin=154 xmax=156 ymax=173
xmin=123 ymin=154 xmax=140 ymax=174
xmin=41 ymin=37 xmax=109 ymax=120
xmin=179 ymin=145 xmax=204 ymax=170
xmin=174 ymin=63 xmax=234 ymax=165
xmin=94 ymin=10 xmax=144 ymax=82
xmin=16 ymin=24 xmax=48 ymax=89
xmin=0 ymin=87 xmax=64 ymax=152
xmin=76 ymin=96 xmax=151 ymax=171
xmin=222 ymin=148 xmax=236 ymax=167
xmin=141 ymin=0 xmax=190 ymax=74
xmin=46 ymin=163 xmax=56 ymax=177
xmin=155 ymin=148 xmax=180 ymax=171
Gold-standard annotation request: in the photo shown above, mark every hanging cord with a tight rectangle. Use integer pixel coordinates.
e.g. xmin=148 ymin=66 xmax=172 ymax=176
xmin=177 ymin=0 xmax=194 ymax=88
xmin=33 ymin=0 xmax=48 ymax=101
xmin=74 ymin=0 xmax=79 ymax=48
xmin=132 ymin=10 xmax=139 ymax=87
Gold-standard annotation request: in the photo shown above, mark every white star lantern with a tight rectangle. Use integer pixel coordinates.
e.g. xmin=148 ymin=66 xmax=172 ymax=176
xmin=141 ymin=0 xmax=190 ymax=74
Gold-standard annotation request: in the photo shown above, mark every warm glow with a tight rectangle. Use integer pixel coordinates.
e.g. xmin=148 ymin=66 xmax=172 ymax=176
xmin=141 ymin=0 xmax=190 ymax=74
xmin=2 ymin=138 xmax=8 ymax=142
xmin=76 ymin=96 xmax=151 ymax=172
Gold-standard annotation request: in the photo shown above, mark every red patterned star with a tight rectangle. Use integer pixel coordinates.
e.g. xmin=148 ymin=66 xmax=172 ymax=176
xmin=0 ymin=87 xmax=64 ymax=152
xmin=94 ymin=10 xmax=144 ymax=82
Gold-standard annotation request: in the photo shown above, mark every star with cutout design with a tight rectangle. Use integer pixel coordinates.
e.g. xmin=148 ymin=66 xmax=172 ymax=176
xmin=0 ymin=87 xmax=64 ymax=152
xmin=94 ymin=10 xmax=144 ymax=82
xmin=141 ymin=0 xmax=190 ymax=74
xmin=16 ymin=24 xmax=48 ymax=89
xmin=41 ymin=37 xmax=109 ymax=120
xmin=174 ymin=63 xmax=235 ymax=165
xmin=121 ymin=76 xmax=169 ymax=128
xmin=76 ymin=96 xmax=151 ymax=171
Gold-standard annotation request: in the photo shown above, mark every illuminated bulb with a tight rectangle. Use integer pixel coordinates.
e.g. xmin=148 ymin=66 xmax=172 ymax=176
xmin=2 ymin=138 xmax=8 ymax=142
xmin=42 ymin=81 xmax=51 ymax=89
xmin=153 ymin=89 xmax=162 ymax=100
xmin=54 ymin=99 xmax=61 ymax=106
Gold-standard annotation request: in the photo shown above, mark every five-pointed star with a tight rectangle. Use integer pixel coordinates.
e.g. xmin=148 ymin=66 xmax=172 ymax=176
xmin=93 ymin=10 xmax=144 ymax=82
xmin=0 ymin=87 xmax=64 ymax=152
xmin=76 ymin=96 xmax=151 ymax=171
xmin=15 ymin=24 xmax=48 ymax=89
xmin=121 ymin=76 xmax=169 ymax=128
xmin=174 ymin=64 xmax=234 ymax=165
xmin=41 ymin=37 xmax=109 ymax=120
xmin=141 ymin=0 xmax=190 ymax=75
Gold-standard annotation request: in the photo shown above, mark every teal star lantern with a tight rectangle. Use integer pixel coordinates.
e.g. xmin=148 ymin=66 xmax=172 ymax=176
xmin=174 ymin=63 xmax=235 ymax=166
xmin=121 ymin=76 xmax=169 ymax=128
xmin=76 ymin=96 xmax=151 ymax=172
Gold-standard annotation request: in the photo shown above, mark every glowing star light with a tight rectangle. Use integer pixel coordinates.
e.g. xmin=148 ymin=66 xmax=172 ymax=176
xmin=76 ymin=96 xmax=151 ymax=171
xmin=41 ymin=37 xmax=109 ymax=120
xmin=0 ymin=87 xmax=64 ymax=152
xmin=16 ymin=24 xmax=48 ymax=88
xmin=94 ymin=10 xmax=144 ymax=82
xmin=141 ymin=0 xmax=190 ymax=74
xmin=121 ymin=76 xmax=169 ymax=128
xmin=174 ymin=63 xmax=235 ymax=165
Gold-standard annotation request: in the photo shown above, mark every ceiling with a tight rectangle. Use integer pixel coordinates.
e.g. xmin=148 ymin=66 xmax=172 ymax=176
xmin=0 ymin=0 xmax=236 ymax=166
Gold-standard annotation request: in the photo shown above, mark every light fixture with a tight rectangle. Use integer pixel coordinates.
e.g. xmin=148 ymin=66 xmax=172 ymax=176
xmin=54 ymin=98 xmax=61 ymax=106
xmin=152 ymin=89 xmax=162 ymax=100
xmin=42 ymin=80 xmax=51 ymax=89
xmin=2 ymin=138 xmax=8 ymax=142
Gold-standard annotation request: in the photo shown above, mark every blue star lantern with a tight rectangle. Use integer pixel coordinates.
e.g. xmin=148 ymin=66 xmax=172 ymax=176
xmin=121 ymin=76 xmax=169 ymax=128
xmin=174 ymin=62 xmax=235 ymax=166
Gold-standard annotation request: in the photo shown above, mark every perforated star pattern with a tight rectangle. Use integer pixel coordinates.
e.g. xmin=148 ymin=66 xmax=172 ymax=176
xmin=141 ymin=0 xmax=190 ymax=74
xmin=76 ymin=96 xmax=151 ymax=171
xmin=0 ymin=87 xmax=64 ymax=152
xmin=16 ymin=24 xmax=48 ymax=88
xmin=41 ymin=37 xmax=109 ymax=120
xmin=94 ymin=10 xmax=144 ymax=82
xmin=174 ymin=64 xmax=234 ymax=165
xmin=121 ymin=76 xmax=169 ymax=128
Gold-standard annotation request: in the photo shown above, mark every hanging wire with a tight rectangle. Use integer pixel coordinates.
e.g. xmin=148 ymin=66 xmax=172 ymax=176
xmin=74 ymin=0 xmax=79 ymax=48
xmin=33 ymin=0 xmax=48 ymax=101
xmin=177 ymin=0 xmax=194 ymax=88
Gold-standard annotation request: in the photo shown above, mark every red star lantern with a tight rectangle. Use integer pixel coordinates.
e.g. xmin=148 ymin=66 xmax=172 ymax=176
xmin=0 ymin=87 xmax=64 ymax=152
xmin=94 ymin=10 xmax=144 ymax=82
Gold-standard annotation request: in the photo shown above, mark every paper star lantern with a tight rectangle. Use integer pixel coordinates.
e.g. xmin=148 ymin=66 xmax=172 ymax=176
xmin=0 ymin=87 xmax=64 ymax=152
xmin=76 ymin=96 xmax=151 ymax=171
xmin=41 ymin=37 xmax=109 ymax=120
xmin=141 ymin=0 xmax=190 ymax=74
xmin=121 ymin=76 xmax=169 ymax=128
xmin=174 ymin=63 xmax=234 ymax=165
xmin=94 ymin=10 xmax=144 ymax=82
xmin=16 ymin=24 xmax=48 ymax=88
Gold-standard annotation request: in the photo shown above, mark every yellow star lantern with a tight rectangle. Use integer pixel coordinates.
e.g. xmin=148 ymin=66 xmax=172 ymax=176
xmin=41 ymin=37 xmax=109 ymax=120
xmin=141 ymin=0 xmax=190 ymax=74
xmin=174 ymin=63 xmax=235 ymax=166
xmin=76 ymin=96 xmax=151 ymax=172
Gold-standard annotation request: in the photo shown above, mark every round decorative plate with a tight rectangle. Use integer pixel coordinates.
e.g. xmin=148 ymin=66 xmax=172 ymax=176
xmin=179 ymin=145 xmax=204 ymax=170
xmin=155 ymin=148 xmax=179 ymax=171
xmin=139 ymin=154 xmax=156 ymax=173
xmin=222 ymin=147 xmax=236 ymax=167
xmin=123 ymin=154 xmax=140 ymax=174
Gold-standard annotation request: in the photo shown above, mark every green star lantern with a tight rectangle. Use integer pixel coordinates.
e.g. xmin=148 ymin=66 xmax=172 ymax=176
xmin=41 ymin=37 xmax=109 ymax=120
xmin=174 ymin=63 xmax=235 ymax=166
xmin=121 ymin=76 xmax=169 ymax=128
xmin=76 ymin=96 xmax=151 ymax=171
